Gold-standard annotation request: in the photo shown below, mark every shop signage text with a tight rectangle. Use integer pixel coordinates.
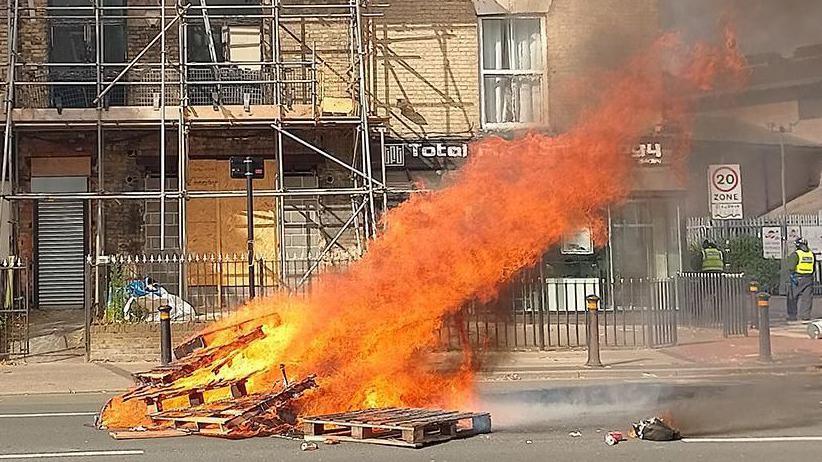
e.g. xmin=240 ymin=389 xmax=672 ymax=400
xmin=384 ymin=142 xmax=468 ymax=167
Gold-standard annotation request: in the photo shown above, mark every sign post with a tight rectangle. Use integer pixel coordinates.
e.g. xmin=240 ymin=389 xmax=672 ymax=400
xmin=708 ymin=164 xmax=743 ymax=220
xmin=230 ymin=156 xmax=265 ymax=299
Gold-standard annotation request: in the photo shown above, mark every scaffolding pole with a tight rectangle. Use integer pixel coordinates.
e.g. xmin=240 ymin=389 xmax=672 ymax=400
xmin=0 ymin=0 xmax=20 ymax=237
xmin=353 ymin=0 xmax=377 ymax=238
xmin=94 ymin=0 xmax=105 ymax=352
xmin=160 ymin=0 xmax=168 ymax=251
xmin=178 ymin=0 xmax=189 ymax=296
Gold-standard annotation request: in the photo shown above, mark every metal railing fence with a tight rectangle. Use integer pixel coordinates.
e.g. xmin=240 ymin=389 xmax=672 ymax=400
xmin=93 ymin=253 xmax=350 ymax=324
xmin=0 ymin=258 xmax=30 ymax=359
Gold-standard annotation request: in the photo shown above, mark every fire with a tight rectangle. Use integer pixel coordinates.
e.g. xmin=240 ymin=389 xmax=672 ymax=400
xmin=101 ymin=31 xmax=745 ymax=428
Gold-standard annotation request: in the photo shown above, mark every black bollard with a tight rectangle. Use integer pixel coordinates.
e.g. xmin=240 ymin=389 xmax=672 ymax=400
xmin=585 ymin=295 xmax=603 ymax=367
xmin=159 ymin=305 xmax=172 ymax=365
xmin=757 ymin=292 xmax=771 ymax=362
xmin=748 ymin=280 xmax=759 ymax=329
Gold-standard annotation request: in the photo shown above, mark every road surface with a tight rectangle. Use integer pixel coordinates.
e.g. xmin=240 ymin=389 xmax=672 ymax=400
xmin=1 ymin=374 xmax=822 ymax=461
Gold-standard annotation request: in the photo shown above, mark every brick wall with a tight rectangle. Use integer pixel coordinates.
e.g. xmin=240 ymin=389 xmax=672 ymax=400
xmin=16 ymin=0 xmax=49 ymax=107
xmin=547 ymin=0 xmax=660 ymax=132
xmin=89 ymin=323 xmax=202 ymax=362
xmin=374 ymin=0 xmax=480 ymax=138
xmin=126 ymin=0 xmax=181 ymax=106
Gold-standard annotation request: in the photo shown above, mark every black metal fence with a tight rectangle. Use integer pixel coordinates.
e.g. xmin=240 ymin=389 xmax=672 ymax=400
xmin=0 ymin=259 xmax=30 ymax=359
xmin=91 ymin=253 xmax=750 ymax=352
xmin=439 ymin=271 xmax=751 ymax=351
xmin=678 ymin=272 xmax=749 ymax=336
xmin=93 ymin=254 xmax=351 ymax=323
xmin=439 ymin=271 xmax=679 ymax=350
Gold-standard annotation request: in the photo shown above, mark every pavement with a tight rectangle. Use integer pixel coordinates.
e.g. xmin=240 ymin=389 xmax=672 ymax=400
xmin=3 ymin=325 xmax=821 ymax=395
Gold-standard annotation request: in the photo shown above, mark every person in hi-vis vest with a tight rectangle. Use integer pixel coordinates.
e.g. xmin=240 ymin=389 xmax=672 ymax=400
xmin=700 ymin=240 xmax=725 ymax=273
xmin=787 ymin=238 xmax=816 ymax=322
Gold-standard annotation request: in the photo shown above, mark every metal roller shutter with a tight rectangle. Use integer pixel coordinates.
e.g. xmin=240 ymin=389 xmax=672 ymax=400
xmin=37 ymin=200 xmax=85 ymax=309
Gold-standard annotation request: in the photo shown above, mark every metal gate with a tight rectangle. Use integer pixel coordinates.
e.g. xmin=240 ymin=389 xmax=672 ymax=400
xmin=0 ymin=259 xmax=30 ymax=358
xmin=678 ymin=272 xmax=748 ymax=336
xmin=32 ymin=176 xmax=87 ymax=309
xmin=36 ymin=200 xmax=86 ymax=308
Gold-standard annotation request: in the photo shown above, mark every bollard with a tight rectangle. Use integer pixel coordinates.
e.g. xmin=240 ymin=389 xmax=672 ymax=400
xmin=757 ymin=292 xmax=772 ymax=362
xmin=748 ymin=280 xmax=759 ymax=329
xmin=585 ymin=295 xmax=603 ymax=367
xmin=159 ymin=305 xmax=172 ymax=365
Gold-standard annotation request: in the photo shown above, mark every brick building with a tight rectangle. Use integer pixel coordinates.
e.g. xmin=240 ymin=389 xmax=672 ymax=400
xmin=0 ymin=0 xmax=668 ymax=310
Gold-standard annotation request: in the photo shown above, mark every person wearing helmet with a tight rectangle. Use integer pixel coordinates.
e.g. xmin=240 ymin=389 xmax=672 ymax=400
xmin=787 ymin=238 xmax=816 ymax=322
xmin=700 ymin=240 xmax=725 ymax=273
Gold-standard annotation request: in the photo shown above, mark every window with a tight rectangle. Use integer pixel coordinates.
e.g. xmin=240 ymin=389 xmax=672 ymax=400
xmin=47 ymin=0 xmax=126 ymax=107
xmin=480 ymin=17 xmax=544 ymax=126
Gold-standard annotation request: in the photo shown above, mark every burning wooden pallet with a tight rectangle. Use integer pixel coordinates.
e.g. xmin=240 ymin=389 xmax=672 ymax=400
xmin=107 ymin=375 xmax=317 ymax=440
xmin=134 ymin=327 xmax=265 ymax=387
xmin=301 ymin=407 xmax=492 ymax=448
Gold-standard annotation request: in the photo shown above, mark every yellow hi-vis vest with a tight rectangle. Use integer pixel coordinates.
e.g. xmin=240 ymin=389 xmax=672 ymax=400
xmin=795 ymin=249 xmax=815 ymax=275
xmin=701 ymin=248 xmax=724 ymax=272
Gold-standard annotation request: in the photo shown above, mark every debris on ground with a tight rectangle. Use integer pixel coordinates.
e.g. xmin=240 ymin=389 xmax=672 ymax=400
xmin=631 ymin=417 xmax=681 ymax=441
xmin=300 ymin=442 xmax=319 ymax=451
xmin=604 ymin=431 xmax=625 ymax=446
xmin=568 ymin=430 xmax=582 ymax=438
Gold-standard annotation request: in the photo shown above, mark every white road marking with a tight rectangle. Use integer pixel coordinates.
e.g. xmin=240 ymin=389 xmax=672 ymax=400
xmin=0 ymin=412 xmax=98 ymax=418
xmin=0 ymin=450 xmax=143 ymax=459
xmin=683 ymin=436 xmax=822 ymax=443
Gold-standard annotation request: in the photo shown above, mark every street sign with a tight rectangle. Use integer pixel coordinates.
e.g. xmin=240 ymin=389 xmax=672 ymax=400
xmin=762 ymin=226 xmax=782 ymax=259
xmin=709 ymin=164 xmax=743 ymax=219
xmin=229 ymin=156 xmax=265 ymax=179
xmin=711 ymin=203 xmax=743 ymax=219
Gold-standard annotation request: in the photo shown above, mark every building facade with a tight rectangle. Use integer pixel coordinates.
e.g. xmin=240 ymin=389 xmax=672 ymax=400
xmin=0 ymin=0 xmax=672 ymax=310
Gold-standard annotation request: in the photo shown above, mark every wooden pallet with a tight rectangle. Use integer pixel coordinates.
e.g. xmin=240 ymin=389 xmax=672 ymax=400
xmin=147 ymin=375 xmax=318 ymax=438
xmin=301 ymin=408 xmax=491 ymax=448
xmin=136 ymin=327 xmax=265 ymax=386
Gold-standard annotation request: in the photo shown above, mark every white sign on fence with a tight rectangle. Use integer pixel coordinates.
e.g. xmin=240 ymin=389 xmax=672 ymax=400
xmin=561 ymin=228 xmax=594 ymax=255
xmin=544 ymin=278 xmax=601 ymax=312
xmin=801 ymin=226 xmax=822 ymax=255
xmin=708 ymin=164 xmax=743 ymax=219
xmin=787 ymin=226 xmax=802 ymax=243
xmin=762 ymin=226 xmax=782 ymax=259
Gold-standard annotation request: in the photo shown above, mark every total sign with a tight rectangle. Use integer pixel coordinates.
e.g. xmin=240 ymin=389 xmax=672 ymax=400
xmin=708 ymin=164 xmax=743 ymax=219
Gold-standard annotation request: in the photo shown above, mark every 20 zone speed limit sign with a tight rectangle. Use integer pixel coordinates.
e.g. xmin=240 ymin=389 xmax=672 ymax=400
xmin=709 ymin=164 xmax=743 ymax=220
xmin=709 ymin=164 xmax=742 ymax=203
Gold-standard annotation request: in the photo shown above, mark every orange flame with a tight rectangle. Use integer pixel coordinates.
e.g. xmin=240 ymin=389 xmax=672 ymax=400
xmin=101 ymin=31 xmax=746 ymax=427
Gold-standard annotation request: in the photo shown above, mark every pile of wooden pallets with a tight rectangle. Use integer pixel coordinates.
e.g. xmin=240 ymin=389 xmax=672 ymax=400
xmin=106 ymin=374 xmax=317 ymax=440
xmin=101 ymin=323 xmax=318 ymax=440
xmin=301 ymin=408 xmax=492 ymax=448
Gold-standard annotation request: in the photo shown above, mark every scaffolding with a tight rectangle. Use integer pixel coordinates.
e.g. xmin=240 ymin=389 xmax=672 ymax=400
xmin=0 ymin=0 xmax=394 ymax=292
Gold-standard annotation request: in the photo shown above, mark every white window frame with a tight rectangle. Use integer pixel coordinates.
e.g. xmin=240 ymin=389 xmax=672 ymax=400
xmin=478 ymin=15 xmax=548 ymax=130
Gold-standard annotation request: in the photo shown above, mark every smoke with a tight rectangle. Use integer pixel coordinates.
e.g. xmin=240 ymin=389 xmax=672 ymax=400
xmin=479 ymin=383 xmax=669 ymax=431
xmin=481 ymin=376 xmax=822 ymax=434
xmin=662 ymin=0 xmax=822 ymax=56
xmin=101 ymin=30 xmax=746 ymax=428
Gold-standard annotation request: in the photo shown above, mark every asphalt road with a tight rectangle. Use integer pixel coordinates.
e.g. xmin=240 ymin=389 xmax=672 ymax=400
xmin=2 ymin=374 xmax=822 ymax=461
